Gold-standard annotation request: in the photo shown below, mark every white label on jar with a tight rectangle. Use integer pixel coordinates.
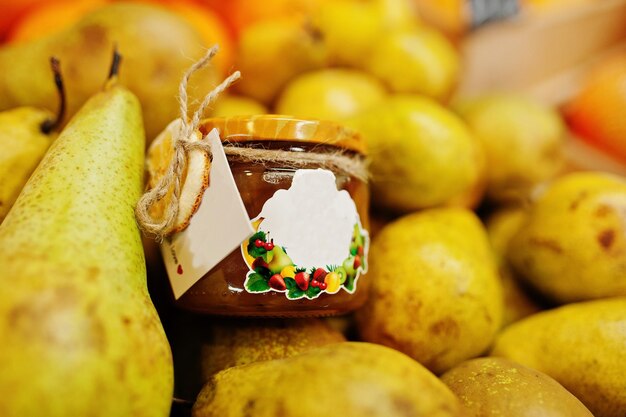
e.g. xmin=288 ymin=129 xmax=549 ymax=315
xmin=161 ymin=128 xmax=255 ymax=299
xmin=241 ymin=169 xmax=369 ymax=300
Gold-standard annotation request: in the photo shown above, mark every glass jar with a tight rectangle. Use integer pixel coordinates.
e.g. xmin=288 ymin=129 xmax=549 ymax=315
xmin=175 ymin=115 xmax=370 ymax=317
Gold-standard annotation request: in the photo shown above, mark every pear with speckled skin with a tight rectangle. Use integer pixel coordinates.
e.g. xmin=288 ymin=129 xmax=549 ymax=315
xmin=491 ymin=298 xmax=626 ymax=417
xmin=193 ymin=342 xmax=464 ymax=417
xmin=0 ymin=60 xmax=173 ymax=416
xmin=441 ymin=357 xmax=593 ymax=417
xmin=508 ymin=172 xmax=626 ymax=303
xmin=355 ymin=208 xmax=503 ymax=374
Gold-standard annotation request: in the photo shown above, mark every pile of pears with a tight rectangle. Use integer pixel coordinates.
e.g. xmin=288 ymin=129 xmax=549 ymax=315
xmin=0 ymin=2 xmax=625 ymax=417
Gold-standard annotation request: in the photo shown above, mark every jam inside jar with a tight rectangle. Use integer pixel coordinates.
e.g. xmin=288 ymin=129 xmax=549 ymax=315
xmin=175 ymin=116 xmax=370 ymax=317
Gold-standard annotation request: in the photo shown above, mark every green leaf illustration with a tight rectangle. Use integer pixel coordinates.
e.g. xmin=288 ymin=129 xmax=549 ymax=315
xmin=246 ymin=273 xmax=270 ymax=293
xmin=305 ymin=285 xmax=322 ymax=299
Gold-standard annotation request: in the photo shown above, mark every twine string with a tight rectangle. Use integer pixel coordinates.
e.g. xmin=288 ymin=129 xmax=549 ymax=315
xmin=223 ymin=146 xmax=369 ymax=183
xmin=135 ymin=46 xmax=240 ymax=240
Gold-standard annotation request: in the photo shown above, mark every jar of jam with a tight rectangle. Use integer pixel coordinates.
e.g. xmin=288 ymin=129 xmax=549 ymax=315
xmin=175 ymin=115 xmax=370 ymax=317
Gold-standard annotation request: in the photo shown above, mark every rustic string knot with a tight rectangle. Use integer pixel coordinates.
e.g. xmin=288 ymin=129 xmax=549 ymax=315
xmin=135 ymin=45 xmax=240 ymax=241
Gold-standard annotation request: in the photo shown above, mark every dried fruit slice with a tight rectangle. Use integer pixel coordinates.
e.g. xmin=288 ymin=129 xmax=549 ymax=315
xmin=145 ymin=118 xmax=211 ymax=236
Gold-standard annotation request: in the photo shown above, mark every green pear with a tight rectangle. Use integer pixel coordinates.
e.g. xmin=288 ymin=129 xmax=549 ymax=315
xmin=0 ymin=56 xmax=173 ymax=417
xmin=193 ymin=342 xmax=464 ymax=417
xmin=0 ymin=57 xmax=64 ymax=223
xmin=266 ymin=245 xmax=294 ymax=274
xmin=0 ymin=3 xmax=217 ymax=142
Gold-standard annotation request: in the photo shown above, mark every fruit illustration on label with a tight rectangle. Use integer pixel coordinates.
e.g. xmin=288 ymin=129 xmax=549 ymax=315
xmin=241 ymin=169 xmax=369 ymax=300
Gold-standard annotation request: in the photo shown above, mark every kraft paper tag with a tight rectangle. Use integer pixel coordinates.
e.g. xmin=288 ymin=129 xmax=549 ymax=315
xmin=161 ymin=128 xmax=254 ymax=299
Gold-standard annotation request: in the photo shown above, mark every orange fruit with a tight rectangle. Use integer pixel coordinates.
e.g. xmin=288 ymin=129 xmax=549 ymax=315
xmin=564 ymin=55 xmax=626 ymax=163
xmin=0 ymin=0 xmax=51 ymax=42
xmin=200 ymin=0 xmax=326 ymax=39
xmin=6 ymin=0 xmax=108 ymax=43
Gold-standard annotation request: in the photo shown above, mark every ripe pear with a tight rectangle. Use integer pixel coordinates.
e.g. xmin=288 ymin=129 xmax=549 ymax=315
xmin=441 ymin=357 xmax=594 ymax=417
xmin=355 ymin=208 xmax=503 ymax=374
xmin=234 ymin=18 xmax=328 ymax=104
xmin=456 ymin=94 xmax=565 ymax=202
xmin=373 ymin=0 xmax=421 ymax=30
xmin=347 ymin=94 xmax=486 ymax=213
xmin=508 ymin=172 xmax=626 ymax=303
xmin=210 ymin=95 xmax=267 ymax=117
xmin=311 ymin=1 xmax=385 ymax=67
xmin=0 ymin=57 xmax=65 ymax=223
xmin=0 ymin=2 xmax=217 ymax=142
xmin=266 ymin=245 xmax=294 ymax=274
xmin=0 ymin=57 xmax=173 ymax=417
xmin=491 ymin=298 xmax=626 ymax=417
xmin=0 ymin=110 xmax=57 ymax=222
xmin=199 ymin=318 xmax=345 ymax=380
xmin=161 ymin=313 xmax=345 ymax=402
xmin=193 ymin=342 xmax=464 ymax=417
xmin=485 ymin=207 xmax=542 ymax=325
xmin=275 ymin=68 xmax=386 ymax=121
xmin=364 ymin=27 xmax=460 ymax=101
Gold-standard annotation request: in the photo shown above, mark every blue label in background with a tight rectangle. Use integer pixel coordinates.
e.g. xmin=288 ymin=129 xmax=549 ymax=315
xmin=469 ymin=0 xmax=520 ymax=28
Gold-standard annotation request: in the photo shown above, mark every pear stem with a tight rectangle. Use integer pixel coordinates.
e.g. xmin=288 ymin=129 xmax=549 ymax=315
xmin=108 ymin=46 xmax=122 ymax=80
xmin=40 ymin=57 xmax=66 ymax=135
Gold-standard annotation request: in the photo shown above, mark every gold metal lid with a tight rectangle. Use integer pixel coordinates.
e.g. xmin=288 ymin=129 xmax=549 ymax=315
xmin=199 ymin=115 xmax=367 ymax=155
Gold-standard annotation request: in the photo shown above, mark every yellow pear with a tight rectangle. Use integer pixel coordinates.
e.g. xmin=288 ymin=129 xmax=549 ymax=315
xmin=0 ymin=57 xmax=64 ymax=223
xmin=485 ymin=206 xmax=542 ymax=325
xmin=311 ymin=1 xmax=384 ymax=67
xmin=456 ymin=94 xmax=565 ymax=202
xmin=0 ymin=54 xmax=173 ymax=417
xmin=347 ymin=94 xmax=485 ymax=213
xmin=364 ymin=27 xmax=460 ymax=101
xmin=162 ymin=313 xmax=345 ymax=403
xmin=234 ymin=18 xmax=328 ymax=104
xmin=441 ymin=357 xmax=593 ymax=417
xmin=199 ymin=318 xmax=345 ymax=380
xmin=210 ymin=95 xmax=267 ymax=117
xmin=0 ymin=110 xmax=56 ymax=222
xmin=275 ymin=68 xmax=386 ymax=121
xmin=193 ymin=342 xmax=464 ymax=417
xmin=508 ymin=172 xmax=626 ymax=303
xmin=356 ymin=208 xmax=503 ymax=374
xmin=491 ymin=298 xmax=626 ymax=417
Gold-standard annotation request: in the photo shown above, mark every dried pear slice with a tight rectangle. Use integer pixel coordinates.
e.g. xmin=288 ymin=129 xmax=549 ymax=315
xmin=145 ymin=118 xmax=210 ymax=236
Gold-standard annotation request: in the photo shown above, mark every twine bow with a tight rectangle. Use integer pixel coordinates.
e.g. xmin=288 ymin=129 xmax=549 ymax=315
xmin=135 ymin=45 xmax=241 ymax=241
